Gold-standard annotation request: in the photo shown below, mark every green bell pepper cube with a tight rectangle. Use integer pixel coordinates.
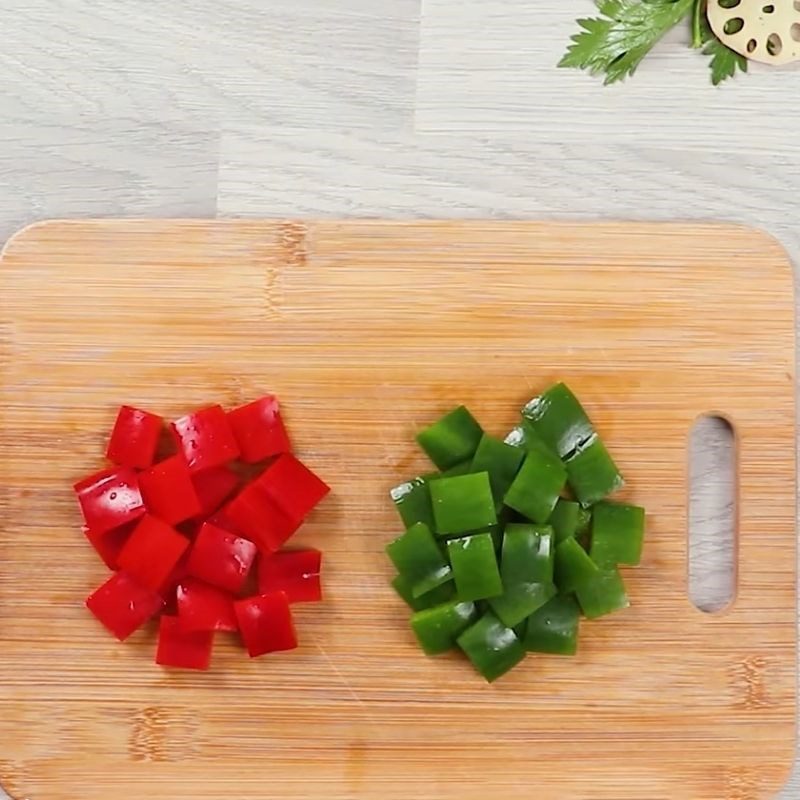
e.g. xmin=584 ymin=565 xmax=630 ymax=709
xmin=488 ymin=523 xmax=504 ymax=553
xmin=470 ymin=434 xmax=524 ymax=510
xmin=390 ymin=475 xmax=435 ymax=532
xmin=549 ymin=498 xmax=581 ymax=544
xmin=503 ymin=523 xmax=555 ymax=582
xmin=565 ymin=433 xmax=624 ymax=506
xmin=391 ymin=574 xmax=455 ymax=611
xmin=505 ymin=420 xmax=560 ymax=461
xmin=503 ymin=448 xmax=567 ymax=524
xmin=575 ymin=568 xmax=630 ymax=619
xmin=504 ymin=425 xmax=526 ymax=449
xmin=447 ymin=533 xmax=503 ymax=601
xmin=523 ymin=594 xmax=581 ymax=655
xmin=554 ymin=537 xmax=599 ymax=593
xmin=411 ymin=599 xmax=478 ymax=655
xmin=590 ymin=501 xmax=645 ymax=567
xmin=522 ymin=382 xmax=594 ymax=458
xmin=457 ymin=611 xmax=526 ymax=682
xmin=430 ymin=472 xmax=497 ymax=536
xmin=386 ymin=522 xmax=453 ymax=597
xmin=416 ymin=406 xmax=483 ymax=471
xmin=576 ymin=506 xmax=592 ymax=535
xmin=437 ymin=460 xmax=473 ymax=478
xmin=489 ymin=524 xmax=556 ymax=628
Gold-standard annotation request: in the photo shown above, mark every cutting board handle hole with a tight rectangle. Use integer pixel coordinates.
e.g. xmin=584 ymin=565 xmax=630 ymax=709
xmin=688 ymin=415 xmax=737 ymax=613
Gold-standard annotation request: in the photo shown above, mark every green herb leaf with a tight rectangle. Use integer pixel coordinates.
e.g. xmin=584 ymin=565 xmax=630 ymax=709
xmin=702 ymin=36 xmax=748 ymax=84
xmin=696 ymin=2 xmax=748 ymax=84
xmin=559 ymin=0 xmax=695 ymax=84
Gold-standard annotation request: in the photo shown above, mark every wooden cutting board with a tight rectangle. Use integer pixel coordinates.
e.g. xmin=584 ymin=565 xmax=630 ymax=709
xmin=0 ymin=220 xmax=795 ymax=800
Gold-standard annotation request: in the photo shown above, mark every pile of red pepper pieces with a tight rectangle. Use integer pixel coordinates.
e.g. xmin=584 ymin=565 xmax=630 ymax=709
xmin=76 ymin=397 xmax=329 ymax=670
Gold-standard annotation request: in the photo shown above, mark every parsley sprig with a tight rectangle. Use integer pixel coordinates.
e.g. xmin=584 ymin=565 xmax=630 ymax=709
xmin=560 ymin=0 xmax=747 ymax=85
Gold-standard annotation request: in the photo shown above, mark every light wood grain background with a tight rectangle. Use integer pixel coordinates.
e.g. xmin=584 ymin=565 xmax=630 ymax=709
xmin=0 ymin=2 xmax=797 ymax=797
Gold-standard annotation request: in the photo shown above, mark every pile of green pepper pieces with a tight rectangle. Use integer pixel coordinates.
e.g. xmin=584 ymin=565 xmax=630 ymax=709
xmin=387 ymin=383 xmax=645 ymax=683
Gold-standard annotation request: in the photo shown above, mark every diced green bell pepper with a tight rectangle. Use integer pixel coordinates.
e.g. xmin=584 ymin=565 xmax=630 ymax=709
xmin=565 ymin=433 xmax=624 ymax=506
xmin=411 ymin=599 xmax=478 ymax=655
xmin=430 ymin=472 xmax=497 ymax=536
xmin=470 ymin=434 xmax=525 ymax=511
xmin=590 ymin=501 xmax=645 ymax=567
xmin=554 ymin=537 xmax=599 ymax=593
xmin=504 ymin=523 xmax=554 ymax=582
xmin=390 ymin=475 xmax=435 ymax=532
xmin=447 ymin=532 xmax=503 ymax=601
xmin=491 ymin=589 xmax=553 ymax=630
xmin=503 ymin=448 xmax=567 ymax=524
xmin=457 ymin=611 xmax=526 ymax=682
xmin=489 ymin=524 xmax=556 ymax=627
xmin=576 ymin=506 xmax=592 ymax=535
xmin=504 ymin=425 xmax=526 ymax=448
xmin=386 ymin=522 xmax=453 ymax=597
xmin=522 ymin=382 xmax=594 ymax=458
xmin=437 ymin=460 xmax=473 ymax=478
xmin=549 ymin=498 xmax=581 ymax=544
xmin=416 ymin=406 xmax=483 ymax=470
xmin=391 ymin=573 xmax=455 ymax=611
xmin=505 ymin=420 xmax=560 ymax=461
xmin=512 ymin=620 xmax=528 ymax=639
xmin=523 ymin=594 xmax=581 ymax=655
xmin=489 ymin=523 xmax=504 ymax=552
xmin=575 ymin=568 xmax=629 ymax=619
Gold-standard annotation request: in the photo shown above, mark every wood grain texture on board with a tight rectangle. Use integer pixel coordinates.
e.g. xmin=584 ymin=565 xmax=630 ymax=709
xmin=0 ymin=219 xmax=795 ymax=800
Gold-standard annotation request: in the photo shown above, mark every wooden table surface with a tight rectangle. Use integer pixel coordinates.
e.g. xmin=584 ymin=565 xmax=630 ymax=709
xmin=0 ymin=2 xmax=797 ymax=798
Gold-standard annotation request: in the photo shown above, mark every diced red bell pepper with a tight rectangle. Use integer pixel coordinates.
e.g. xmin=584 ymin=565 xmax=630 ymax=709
xmin=83 ymin=523 xmax=134 ymax=570
xmin=258 ymin=549 xmax=322 ymax=603
xmin=155 ymin=615 xmax=213 ymax=670
xmin=159 ymin=552 xmax=191 ymax=600
xmin=176 ymin=578 xmax=238 ymax=632
xmin=224 ymin=484 xmax=299 ymax=554
xmin=191 ymin=465 xmax=240 ymax=517
xmin=86 ymin=571 xmax=164 ymax=641
xmin=177 ymin=519 xmax=200 ymax=539
xmin=257 ymin=453 xmax=329 ymax=525
xmin=117 ymin=514 xmax=190 ymax=592
xmin=234 ymin=591 xmax=297 ymax=657
xmin=139 ymin=455 xmax=202 ymax=525
xmin=227 ymin=395 xmax=291 ymax=463
xmin=205 ymin=510 xmax=245 ymax=538
xmin=170 ymin=405 xmax=239 ymax=473
xmin=106 ymin=405 xmax=163 ymax=469
xmin=74 ymin=467 xmax=146 ymax=534
xmin=186 ymin=520 xmax=257 ymax=594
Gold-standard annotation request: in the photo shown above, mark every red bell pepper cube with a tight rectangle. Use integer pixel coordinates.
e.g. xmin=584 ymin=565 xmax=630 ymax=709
xmin=191 ymin=465 xmax=240 ymax=517
xmin=86 ymin=571 xmax=164 ymax=641
xmin=234 ymin=591 xmax=297 ymax=657
xmin=176 ymin=578 xmax=238 ymax=632
xmin=83 ymin=523 xmax=135 ymax=570
xmin=74 ymin=467 xmax=146 ymax=533
xmin=224 ymin=483 xmax=299 ymax=553
xmin=258 ymin=549 xmax=322 ymax=603
xmin=139 ymin=455 xmax=202 ymax=525
xmin=159 ymin=552 xmax=191 ymax=600
xmin=106 ymin=405 xmax=163 ymax=469
xmin=170 ymin=405 xmax=239 ymax=473
xmin=257 ymin=453 xmax=330 ymax=524
xmin=155 ymin=615 xmax=213 ymax=670
xmin=227 ymin=395 xmax=291 ymax=463
xmin=117 ymin=514 xmax=190 ymax=592
xmin=186 ymin=520 xmax=257 ymax=594
xmin=205 ymin=510 xmax=246 ymax=538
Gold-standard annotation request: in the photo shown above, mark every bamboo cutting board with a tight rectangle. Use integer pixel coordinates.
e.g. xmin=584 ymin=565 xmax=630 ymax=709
xmin=0 ymin=220 xmax=795 ymax=800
